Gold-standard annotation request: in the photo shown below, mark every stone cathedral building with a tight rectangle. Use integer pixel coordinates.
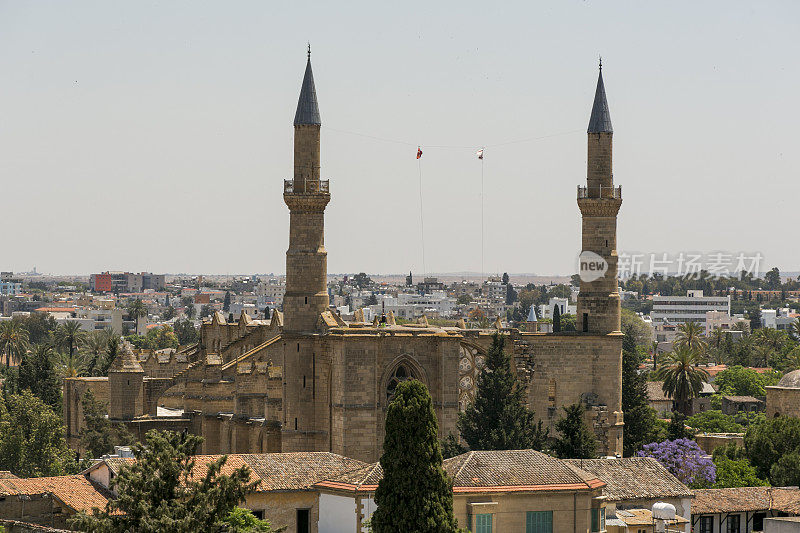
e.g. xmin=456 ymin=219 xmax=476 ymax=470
xmin=67 ymin=56 xmax=625 ymax=462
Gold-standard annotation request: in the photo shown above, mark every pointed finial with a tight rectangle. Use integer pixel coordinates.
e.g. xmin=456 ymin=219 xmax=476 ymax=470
xmin=599 ymin=55 xmax=602 ymax=71
xmin=307 ymin=42 xmax=311 ymax=60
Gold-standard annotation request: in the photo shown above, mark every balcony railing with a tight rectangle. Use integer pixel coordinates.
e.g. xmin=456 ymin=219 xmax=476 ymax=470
xmin=577 ymin=185 xmax=622 ymax=199
xmin=284 ymin=179 xmax=330 ymax=194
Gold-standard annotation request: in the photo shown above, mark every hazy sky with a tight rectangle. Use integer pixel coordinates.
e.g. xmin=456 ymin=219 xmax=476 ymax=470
xmin=2 ymin=1 xmax=799 ymax=277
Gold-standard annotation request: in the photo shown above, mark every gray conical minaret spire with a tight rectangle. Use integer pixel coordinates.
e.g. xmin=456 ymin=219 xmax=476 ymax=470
xmin=587 ymin=61 xmax=612 ymax=134
xmin=294 ymin=46 xmax=321 ymax=126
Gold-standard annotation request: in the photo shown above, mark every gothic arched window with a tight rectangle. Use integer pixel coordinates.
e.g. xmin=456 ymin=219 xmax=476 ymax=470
xmin=386 ymin=363 xmax=417 ymax=401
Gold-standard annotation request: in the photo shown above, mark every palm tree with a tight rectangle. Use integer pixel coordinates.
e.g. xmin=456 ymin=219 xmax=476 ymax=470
xmin=127 ymin=298 xmax=148 ymax=334
xmin=707 ymin=328 xmax=725 ymax=365
xmin=54 ymin=347 xmax=89 ymax=378
xmin=793 ymin=318 xmax=800 ymax=342
xmin=655 ymin=346 xmax=710 ymax=416
xmin=756 ymin=327 xmax=787 ymax=353
xmin=673 ymin=321 xmax=708 ymax=357
xmin=83 ymin=329 xmax=116 ymax=376
xmin=0 ymin=320 xmax=29 ymax=368
xmin=54 ymin=321 xmax=87 ymax=363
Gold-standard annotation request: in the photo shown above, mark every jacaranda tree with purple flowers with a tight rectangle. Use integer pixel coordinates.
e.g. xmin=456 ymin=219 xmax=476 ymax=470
xmin=637 ymin=438 xmax=716 ymax=488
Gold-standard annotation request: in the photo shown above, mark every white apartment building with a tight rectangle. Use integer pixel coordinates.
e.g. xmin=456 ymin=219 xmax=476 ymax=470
xmin=651 ymin=290 xmax=730 ymax=327
xmin=76 ymin=308 xmax=124 ymax=334
xmin=538 ymin=297 xmax=577 ymax=320
xmin=705 ymin=310 xmax=747 ymax=336
xmin=374 ymin=291 xmax=457 ymax=319
xmin=256 ymin=279 xmax=285 ymax=308
xmin=762 ymin=308 xmax=798 ymax=332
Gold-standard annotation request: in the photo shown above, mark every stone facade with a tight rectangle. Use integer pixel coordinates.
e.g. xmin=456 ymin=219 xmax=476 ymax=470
xmin=82 ymin=59 xmax=625 ymax=462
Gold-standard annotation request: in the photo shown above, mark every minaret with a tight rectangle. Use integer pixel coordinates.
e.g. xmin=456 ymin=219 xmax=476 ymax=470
xmin=576 ymin=61 xmax=622 ymax=335
xmin=283 ymin=48 xmax=330 ymax=333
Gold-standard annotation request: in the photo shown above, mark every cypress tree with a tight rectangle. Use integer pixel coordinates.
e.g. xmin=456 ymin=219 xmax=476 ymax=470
xmin=553 ymin=403 xmax=597 ymax=459
xmin=457 ymin=333 xmax=548 ymax=451
xmin=372 ymin=380 xmax=459 ymax=533
xmin=553 ymin=305 xmax=561 ymax=332
xmin=223 ymin=291 xmax=231 ymax=313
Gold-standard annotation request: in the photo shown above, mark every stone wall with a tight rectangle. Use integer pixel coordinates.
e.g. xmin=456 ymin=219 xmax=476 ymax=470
xmin=766 ymin=387 xmax=800 ymax=418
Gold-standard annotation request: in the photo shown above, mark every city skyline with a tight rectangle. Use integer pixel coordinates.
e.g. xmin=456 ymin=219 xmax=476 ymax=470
xmin=2 ymin=1 xmax=799 ymax=275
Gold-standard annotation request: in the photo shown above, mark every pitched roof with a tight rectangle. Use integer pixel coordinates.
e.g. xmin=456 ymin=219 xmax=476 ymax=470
xmin=722 ymin=395 xmax=762 ymax=403
xmin=563 ymin=457 xmax=693 ymax=501
xmin=692 ymin=487 xmax=772 ymax=514
xmin=0 ymin=475 xmax=112 ymax=514
xmin=294 ymin=57 xmax=321 ymax=126
xmin=647 ymin=381 xmax=671 ymax=402
xmin=317 ymin=449 xmax=605 ymax=494
xmin=95 ymin=452 xmax=367 ymax=493
xmin=588 ymin=67 xmax=613 ymax=134
xmin=0 ymin=471 xmax=18 ymax=479
xmin=241 ymin=452 xmax=366 ymax=491
xmin=108 ymin=342 xmax=144 ymax=373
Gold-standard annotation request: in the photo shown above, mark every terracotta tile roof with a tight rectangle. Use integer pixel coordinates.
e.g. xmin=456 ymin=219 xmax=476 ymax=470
xmin=0 ymin=471 xmax=18 ymax=479
xmin=563 ymin=457 xmax=693 ymax=501
xmin=99 ymin=452 xmax=367 ymax=493
xmin=722 ymin=395 xmax=762 ymax=403
xmin=647 ymin=381 xmax=671 ymax=402
xmin=317 ymin=450 xmax=605 ymax=494
xmin=692 ymin=487 xmax=772 ymax=514
xmin=241 ymin=452 xmax=367 ymax=491
xmin=0 ymin=475 xmax=112 ymax=514
xmin=34 ymin=307 xmax=76 ymax=313
xmin=771 ymin=488 xmax=800 ymax=515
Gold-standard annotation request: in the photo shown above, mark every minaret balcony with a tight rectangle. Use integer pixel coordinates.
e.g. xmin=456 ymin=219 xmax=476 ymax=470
xmin=577 ymin=185 xmax=621 ymax=199
xmin=284 ymin=179 xmax=330 ymax=194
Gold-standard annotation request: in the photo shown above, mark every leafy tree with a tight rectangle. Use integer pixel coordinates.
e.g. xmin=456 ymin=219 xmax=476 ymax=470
xmin=13 ymin=313 xmax=57 ymax=346
xmin=185 ymin=303 xmax=197 ymax=319
xmin=174 ymin=319 xmax=199 ymax=345
xmin=200 ymin=304 xmax=214 ymax=319
xmin=54 ymin=321 xmax=88 ymax=366
xmin=744 ymin=415 xmax=800 ymax=482
xmin=223 ymin=291 xmax=231 ymax=312
xmin=686 ymin=410 xmax=744 ymax=433
xmin=17 ymin=343 xmax=62 ymax=413
xmin=456 ymin=295 xmax=472 ymax=305
xmin=163 ymin=305 xmax=176 ymax=321
xmin=458 ymin=333 xmax=548 ymax=451
xmin=0 ymin=320 xmax=29 ymax=368
xmin=371 ymin=380 xmax=459 ymax=533
xmin=505 ymin=283 xmax=517 ymax=305
xmin=553 ymin=403 xmax=597 ymax=459
xmin=502 ymin=272 xmax=509 ymax=285
xmin=655 ymin=347 xmax=709 ymax=416
xmin=365 ymin=294 xmax=379 ymax=306
xmin=0 ymin=389 xmax=79 ymax=477
xmin=770 ymin=451 xmax=800 ymax=487
xmin=553 ymin=304 xmax=561 ymax=332
xmin=621 ymin=308 xmax=653 ymax=346
xmin=714 ymin=366 xmax=779 ymax=398
xmin=765 ymin=267 xmax=782 ymax=290
xmin=622 ymin=330 xmax=665 ymax=455
xmin=667 ymin=412 xmax=694 ymax=440
xmin=223 ymin=507 xmax=281 ymax=532
xmin=80 ymin=390 xmax=133 ymax=460
xmin=637 ymin=439 xmax=716 ymax=488
xmin=127 ymin=298 xmax=148 ymax=333
xmin=560 ymin=314 xmax=576 ymax=332
xmin=440 ymin=434 xmax=467 ymax=460
xmin=712 ymin=454 xmax=767 ymax=488
xmin=624 ymin=404 xmax=667 ymax=456
xmin=70 ymin=430 xmax=258 ymax=532
xmin=749 ymin=307 xmax=762 ymax=332
xmin=546 ymin=284 xmax=572 ymax=300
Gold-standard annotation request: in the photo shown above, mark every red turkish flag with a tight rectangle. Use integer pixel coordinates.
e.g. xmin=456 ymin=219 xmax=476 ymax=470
xmin=416 ymin=147 xmax=423 ymax=159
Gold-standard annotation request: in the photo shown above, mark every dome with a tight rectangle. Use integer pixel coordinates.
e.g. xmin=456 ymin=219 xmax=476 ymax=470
xmin=778 ymin=369 xmax=800 ymax=388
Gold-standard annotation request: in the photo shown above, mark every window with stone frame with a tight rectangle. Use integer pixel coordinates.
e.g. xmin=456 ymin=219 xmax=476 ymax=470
xmin=386 ymin=363 xmax=417 ymax=401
